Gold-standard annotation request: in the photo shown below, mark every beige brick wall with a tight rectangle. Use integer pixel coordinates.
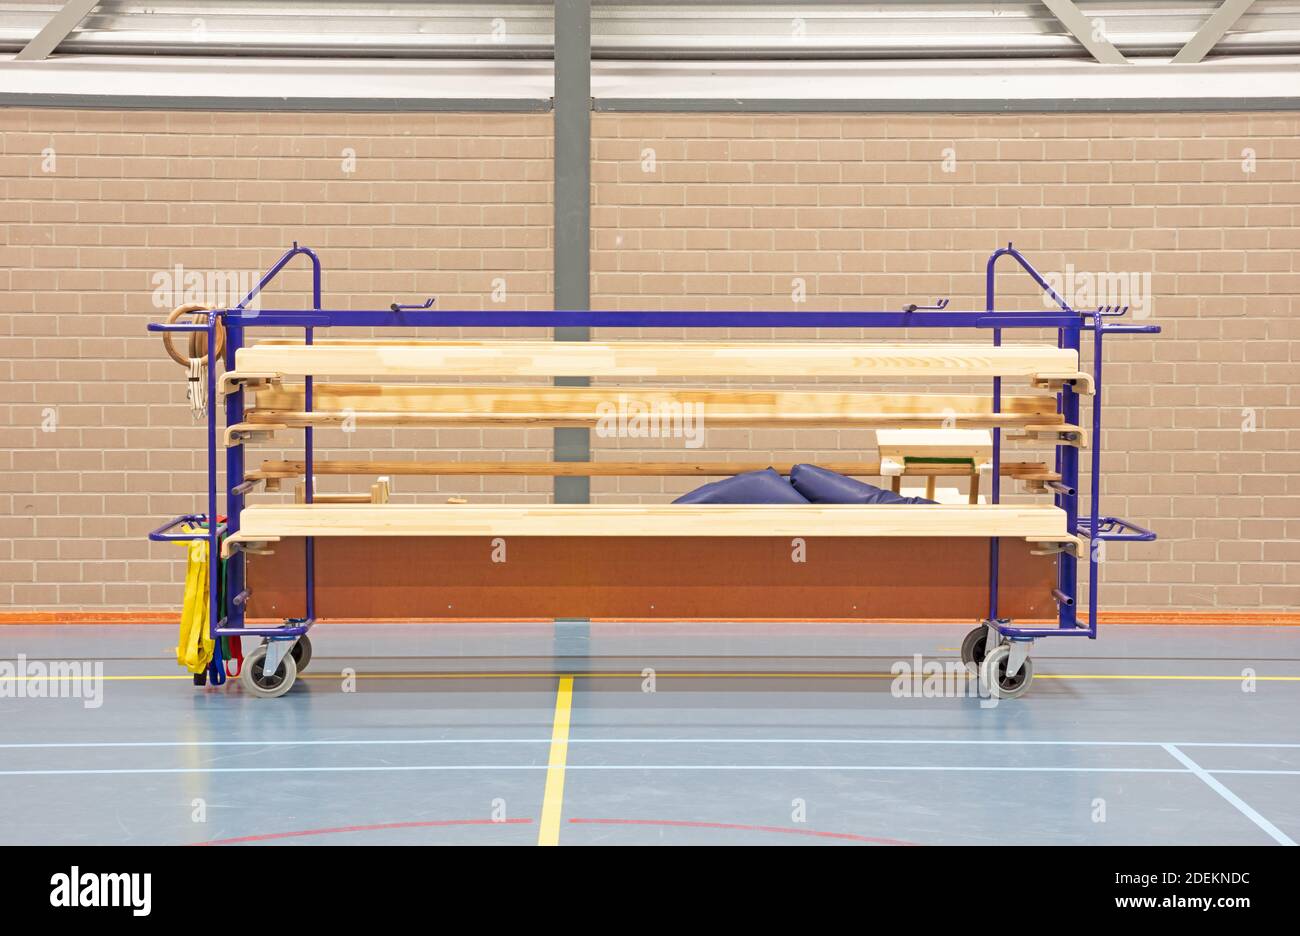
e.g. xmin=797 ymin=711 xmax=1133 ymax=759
xmin=0 ymin=109 xmax=553 ymax=609
xmin=1 ymin=108 xmax=1297 ymax=611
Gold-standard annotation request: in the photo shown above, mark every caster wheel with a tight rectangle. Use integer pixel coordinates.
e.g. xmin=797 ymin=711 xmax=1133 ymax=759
xmin=240 ymin=644 xmax=298 ymax=699
xmin=979 ymin=643 xmax=1033 ymax=700
xmin=960 ymin=626 xmax=991 ymax=672
xmin=290 ymin=635 xmax=312 ymax=673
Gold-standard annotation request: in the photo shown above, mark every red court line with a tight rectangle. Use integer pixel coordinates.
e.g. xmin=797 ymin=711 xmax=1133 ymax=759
xmin=569 ymin=817 xmax=916 ymax=845
xmin=196 ymin=817 xmax=532 ymax=846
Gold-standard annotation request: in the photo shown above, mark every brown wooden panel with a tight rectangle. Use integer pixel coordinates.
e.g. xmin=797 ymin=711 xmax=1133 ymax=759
xmin=246 ymin=536 xmax=1055 ymax=622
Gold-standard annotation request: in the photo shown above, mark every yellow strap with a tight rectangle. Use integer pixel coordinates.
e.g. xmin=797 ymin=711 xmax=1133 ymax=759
xmin=176 ymin=538 xmax=215 ymax=675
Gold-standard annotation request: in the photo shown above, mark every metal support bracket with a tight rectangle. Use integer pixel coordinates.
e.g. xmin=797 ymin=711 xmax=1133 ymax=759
xmin=1172 ymin=0 xmax=1257 ymax=65
xmin=219 ymin=372 xmax=280 ymax=398
xmin=221 ymin=537 xmax=278 ymax=560
xmin=1040 ymin=0 xmax=1130 ymax=65
xmin=262 ymin=638 xmax=292 ymax=676
xmin=1031 ymin=372 xmax=1094 ymax=395
xmin=1008 ymin=424 xmax=1088 ymax=448
xmin=14 ymin=0 xmax=98 ymax=61
xmin=224 ymin=423 xmax=286 ymax=447
xmin=1006 ymin=639 xmax=1033 ymax=679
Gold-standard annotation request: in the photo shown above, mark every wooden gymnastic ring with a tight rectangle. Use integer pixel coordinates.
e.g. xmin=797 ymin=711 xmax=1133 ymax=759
xmin=162 ymin=304 xmax=225 ymax=367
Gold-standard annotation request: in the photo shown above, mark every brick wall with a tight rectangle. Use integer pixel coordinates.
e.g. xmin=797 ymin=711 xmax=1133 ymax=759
xmin=0 ymin=109 xmax=553 ymax=609
xmin=1 ymin=108 xmax=1297 ymax=611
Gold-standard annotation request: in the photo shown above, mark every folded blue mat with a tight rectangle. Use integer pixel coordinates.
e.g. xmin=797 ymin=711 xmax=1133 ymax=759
xmin=671 ymin=467 xmax=811 ymax=504
xmin=789 ymin=463 xmax=935 ymax=505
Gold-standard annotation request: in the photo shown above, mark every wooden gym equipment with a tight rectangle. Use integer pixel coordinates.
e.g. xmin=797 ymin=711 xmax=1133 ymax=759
xmin=148 ymin=243 xmax=1160 ymax=699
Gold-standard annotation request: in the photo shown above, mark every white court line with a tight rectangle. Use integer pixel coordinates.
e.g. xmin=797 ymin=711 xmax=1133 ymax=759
xmin=0 ymin=764 xmax=1251 ymax=778
xmin=2 ymin=737 xmax=1299 ymax=749
xmin=1162 ymin=744 xmax=1297 ymax=847
xmin=1213 ymin=769 xmax=1300 ymax=775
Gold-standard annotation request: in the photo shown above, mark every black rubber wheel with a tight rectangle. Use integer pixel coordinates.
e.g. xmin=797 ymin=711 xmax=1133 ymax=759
xmin=240 ymin=644 xmax=298 ymax=699
xmin=960 ymin=626 xmax=989 ymax=671
xmin=979 ymin=644 xmax=1034 ymax=700
xmin=290 ymin=635 xmax=312 ymax=673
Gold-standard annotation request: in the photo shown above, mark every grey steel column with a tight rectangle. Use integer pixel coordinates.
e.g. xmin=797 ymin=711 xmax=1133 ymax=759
xmin=551 ymin=0 xmax=592 ymax=651
xmin=553 ymin=0 xmax=591 ymax=506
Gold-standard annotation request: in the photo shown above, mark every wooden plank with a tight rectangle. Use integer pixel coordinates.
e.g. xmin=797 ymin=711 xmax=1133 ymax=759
xmin=248 ymin=408 xmax=1055 ymax=430
xmin=234 ymin=340 xmax=1079 ymax=379
xmin=226 ymin=503 xmax=1072 ymax=548
xmin=250 ymin=459 xmax=1057 ymax=480
xmin=252 ymin=384 xmax=1058 ymax=416
xmin=247 ymin=536 xmax=1057 ymax=622
xmin=247 ymin=384 xmax=1060 ymax=429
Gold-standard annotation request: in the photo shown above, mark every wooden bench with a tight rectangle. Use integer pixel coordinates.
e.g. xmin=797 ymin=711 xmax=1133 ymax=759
xmin=230 ymin=339 xmax=1088 ymax=381
xmin=222 ymin=340 xmax=1085 ymax=446
xmin=877 ymin=428 xmax=994 ymax=503
xmin=232 ymin=504 xmax=1078 ymax=623
xmin=227 ymin=502 xmax=1076 ymax=550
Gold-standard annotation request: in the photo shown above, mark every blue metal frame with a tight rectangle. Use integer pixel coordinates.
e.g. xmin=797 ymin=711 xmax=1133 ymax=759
xmin=148 ymin=243 xmax=1160 ymax=657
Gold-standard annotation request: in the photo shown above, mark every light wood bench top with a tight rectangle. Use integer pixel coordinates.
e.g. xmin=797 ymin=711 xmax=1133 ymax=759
xmin=224 ymin=502 xmax=1075 ymax=556
xmin=877 ymin=428 xmax=995 ymax=460
xmin=233 ymin=340 xmax=1080 ymax=380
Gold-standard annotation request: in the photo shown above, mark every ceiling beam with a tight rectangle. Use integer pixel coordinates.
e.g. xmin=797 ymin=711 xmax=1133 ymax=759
xmin=1040 ymin=0 xmax=1129 ymax=65
xmin=14 ymin=0 xmax=98 ymax=61
xmin=1172 ymin=0 xmax=1257 ymax=64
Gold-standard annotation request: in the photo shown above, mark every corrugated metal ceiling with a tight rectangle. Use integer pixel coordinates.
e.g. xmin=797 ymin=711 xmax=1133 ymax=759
xmin=1 ymin=2 xmax=1298 ymax=59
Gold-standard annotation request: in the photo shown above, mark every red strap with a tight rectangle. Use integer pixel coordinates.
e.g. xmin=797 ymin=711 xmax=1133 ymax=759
xmin=225 ymin=635 xmax=244 ymax=678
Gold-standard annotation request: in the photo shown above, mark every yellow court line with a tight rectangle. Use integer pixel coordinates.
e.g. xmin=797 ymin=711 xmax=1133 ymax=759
xmin=0 ymin=675 xmax=191 ymax=681
xmin=326 ymin=671 xmax=1292 ymax=682
xmin=537 ymin=676 xmax=574 ymax=847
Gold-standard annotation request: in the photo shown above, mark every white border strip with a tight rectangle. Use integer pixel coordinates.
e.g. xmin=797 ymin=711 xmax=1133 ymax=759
xmin=2 ymin=53 xmax=1298 ymax=111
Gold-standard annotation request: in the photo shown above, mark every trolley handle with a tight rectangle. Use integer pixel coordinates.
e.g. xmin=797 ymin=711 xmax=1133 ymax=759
xmin=146 ymin=322 xmax=211 ymax=333
xmin=148 ymin=514 xmax=226 ymax=542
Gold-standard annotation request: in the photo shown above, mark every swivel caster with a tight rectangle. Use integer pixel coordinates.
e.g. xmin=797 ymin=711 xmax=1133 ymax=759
xmin=979 ymin=643 xmax=1034 ymax=700
xmin=290 ymin=634 xmax=312 ymax=673
xmin=240 ymin=644 xmax=298 ymax=699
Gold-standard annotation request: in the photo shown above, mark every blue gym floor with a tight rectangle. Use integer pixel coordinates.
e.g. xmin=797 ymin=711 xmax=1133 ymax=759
xmin=0 ymin=622 xmax=1296 ymax=846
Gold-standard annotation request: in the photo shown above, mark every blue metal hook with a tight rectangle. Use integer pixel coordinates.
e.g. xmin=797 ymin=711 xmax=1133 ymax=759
xmin=901 ymin=298 xmax=951 ymax=313
xmin=390 ymin=298 xmax=436 ymax=312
